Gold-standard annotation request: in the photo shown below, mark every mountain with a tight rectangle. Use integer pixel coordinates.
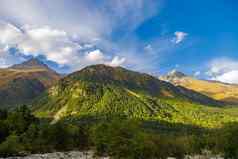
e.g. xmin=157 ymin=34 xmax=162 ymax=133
xmin=0 ymin=58 xmax=61 ymax=108
xmin=33 ymin=64 xmax=223 ymax=122
xmin=11 ymin=58 xmax=49 ymax=70
xmin=165 ymin=70 xmax=187 ymax=79
xmin=8 ymin=58 xmax=60 ymax=87
xmin=160 ymin=70 xmax=238 ymax=105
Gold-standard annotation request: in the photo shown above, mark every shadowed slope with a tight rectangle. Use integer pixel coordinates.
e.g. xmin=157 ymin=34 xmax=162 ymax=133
xmin=0 ymin=58 xmax=61 ymax=108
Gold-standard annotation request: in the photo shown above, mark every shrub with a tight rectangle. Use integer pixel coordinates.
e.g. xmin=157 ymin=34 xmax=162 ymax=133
xmin=0 ymin=134 xmax=24 ymax=157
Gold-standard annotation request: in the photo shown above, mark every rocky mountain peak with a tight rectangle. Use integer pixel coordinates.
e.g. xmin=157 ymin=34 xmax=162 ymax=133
xmin=10 ymin=58 xmax=49 ymax=70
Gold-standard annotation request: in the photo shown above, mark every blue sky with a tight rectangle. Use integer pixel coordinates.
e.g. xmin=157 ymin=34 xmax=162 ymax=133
xmin=0 ymin=0 xmax=238 ymax=83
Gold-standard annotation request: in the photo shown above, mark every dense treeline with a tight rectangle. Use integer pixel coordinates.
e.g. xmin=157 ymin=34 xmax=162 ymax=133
xmin=0 ymin=106 xmax=89 ymax=157
xmin=1 ymin=106 xmax=238 ymax=158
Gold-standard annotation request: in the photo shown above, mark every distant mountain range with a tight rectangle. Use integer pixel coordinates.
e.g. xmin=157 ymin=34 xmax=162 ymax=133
xmin=1 ymin=59 xmax=238 ymax=126
xmin=160 ymin=70 xmax=238 ymax=105
xmin=0 ymin=58 xmax=60 ymax=108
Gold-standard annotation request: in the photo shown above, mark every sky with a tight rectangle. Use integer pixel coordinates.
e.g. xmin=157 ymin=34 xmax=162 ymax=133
xmin=0 ymin=0 xmax=238 ymax=84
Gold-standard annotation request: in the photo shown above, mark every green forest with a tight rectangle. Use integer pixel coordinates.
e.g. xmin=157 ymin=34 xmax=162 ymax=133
xmin=1 ymin=105 xmax=238 ymax=159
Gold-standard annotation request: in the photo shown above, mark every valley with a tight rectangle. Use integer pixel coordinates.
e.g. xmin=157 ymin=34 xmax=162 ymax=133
xmin=1 ymin=1 xmax=238 ymax=158
xmin=0 ymin=60 xmax=238 ymax=158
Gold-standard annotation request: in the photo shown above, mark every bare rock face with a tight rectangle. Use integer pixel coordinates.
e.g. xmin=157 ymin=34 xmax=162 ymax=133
xmin=2 ymin=151 xmax=110 ymax=159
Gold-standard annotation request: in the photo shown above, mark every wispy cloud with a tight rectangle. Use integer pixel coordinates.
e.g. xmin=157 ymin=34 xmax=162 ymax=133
xmin=172 ymin=31 xmax=188 ymax=44
xmin=144 ymin=44 xmax=153 ymax=53
xmin=0 ymin=22 xmax=126 ymax=70
xmin=0 ymin=0 xmax=164 ymax=72
xmin=207 ymin=57 xmax=238 ymax=84
xmin=0 ymin=0 xmax=161 ymax=40
xmin=107 ymin=56 xmax=126 ymax=67
xmin=194 ymin=71 xmax=201 ymax=77
xmin=0 ymin=0 xmax=190 ymax=75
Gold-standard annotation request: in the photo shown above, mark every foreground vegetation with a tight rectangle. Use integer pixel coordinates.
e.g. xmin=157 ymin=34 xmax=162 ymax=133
xmin=1 ymin=106 xmax=238 ymax=158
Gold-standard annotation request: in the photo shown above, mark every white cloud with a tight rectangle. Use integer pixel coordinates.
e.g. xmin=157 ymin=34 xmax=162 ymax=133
xmin=0 ymin=22 xmax=23 ymax=45
xmin=0 ymin=0 xmax=163 ymax=72
xmin=84 ymin=50 xmax=126 ymax=67
xmin=0 ymin=22 xmax=127 ymax=70
xmin=85 ymin=49 xmax=105 ymax=62
xmin=207 ymin=58 xmax=238 ymax=84
xmin=107 ymin=56 xmax=126 ymax=67
xmin=104 ymin=0 xmax=161 ymax=32
xmin=0 ymin=0 xmax=104 ymax=40
xmin=27 ymin=26 xmax=67 ymax=40
xmin=213 ymin=70 xmax=238 ymax=84
xmin=144 ymin=44 xmax=153 ymax=52
xmin=208 ymin=58 xmax=238 ymax=74
xmin=194 ymin=71 xmax=201 ymax=77
xmin=0 ymin=0 xmax=161 ymax=40
xmin=172 ymin=31 xmax=188 ymax=44
xmin=18 ymin=25 xmax=81 ymax=65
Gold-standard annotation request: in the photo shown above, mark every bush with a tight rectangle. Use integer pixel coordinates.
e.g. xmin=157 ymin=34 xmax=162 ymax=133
xmin=5 ymin=105 xmax=37 ymax=134
xmin=0 ymin=134 xmax=24 ymax=157
xmin=216 ymin=123 xmax=238 ymax=158
xmin=0 ymin=109 xmax=7 ymax=120
xmin=90 ymin=118 xmax=187 ymax=159
xmin=0 ymin=120 xmax=8 ymax=143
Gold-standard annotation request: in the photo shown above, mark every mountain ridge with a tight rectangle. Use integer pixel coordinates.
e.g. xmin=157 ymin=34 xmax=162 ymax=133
xmin=160 ymin=70 xmax=238 ymax=105
xmin=33 ymin=64 xmax=223 ymax=121
xmin=11 ymin=58 xmax=49 ymax=70
xmin=0 ymin=58 xmax=61 ymax=108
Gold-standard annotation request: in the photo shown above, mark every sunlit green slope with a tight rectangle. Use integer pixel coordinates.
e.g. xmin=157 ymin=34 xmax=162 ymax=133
xmin=33 ymin=64 xmax=238 ymax=128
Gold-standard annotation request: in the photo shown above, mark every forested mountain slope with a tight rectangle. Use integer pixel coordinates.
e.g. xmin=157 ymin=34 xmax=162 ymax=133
xmin=33 ymin=64 xmax=231 ymax=127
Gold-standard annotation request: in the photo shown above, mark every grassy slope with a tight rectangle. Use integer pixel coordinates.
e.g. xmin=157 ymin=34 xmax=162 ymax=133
xmin=34 ymin=82 xmax=238 ymax=128
xmin=33 ymin=65 xmax=238 ymax=128
xmin=0 ymin=68 xmax=60 ymax=108
xmin=164 ymin=76 xmax=238 ymax=104
xmin=0 ymin=68 xmax=59 ymax=87
xmin=163 ymin=98 xmax=238 ymax=128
